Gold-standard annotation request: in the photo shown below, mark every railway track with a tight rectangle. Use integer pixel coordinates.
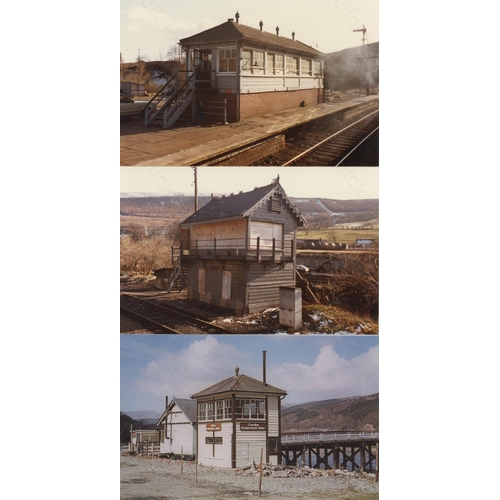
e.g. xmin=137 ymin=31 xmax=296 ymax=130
xmin=282 ymin=110 xmax=379 ymax=166
xmin=120 ymin=294 xmax=239 ymax=334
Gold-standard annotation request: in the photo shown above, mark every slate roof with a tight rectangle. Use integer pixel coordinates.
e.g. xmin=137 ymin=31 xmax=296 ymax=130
xmin=180 ymin=20 xmax=323 ymax=58
xmin=156 ymin=398 xmax=197 ymax=425
xmin=180 ymin=181 xmax=307 ymax=227
xmin=191 ymin=374 xmax=287 ymax=399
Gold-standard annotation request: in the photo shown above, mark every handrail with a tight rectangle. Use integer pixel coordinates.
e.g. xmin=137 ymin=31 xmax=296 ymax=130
xmin=146 ymin=72 xmax=177 ymax=108
xmin=281 ymin=431 xmax=379 ymax=443
xmin=187 ymin=237 xmax=291 ymax=250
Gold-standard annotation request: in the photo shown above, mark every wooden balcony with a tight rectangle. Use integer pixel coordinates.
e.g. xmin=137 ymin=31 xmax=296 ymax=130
xmin=178 ymin=237 xmax=295 ymax=263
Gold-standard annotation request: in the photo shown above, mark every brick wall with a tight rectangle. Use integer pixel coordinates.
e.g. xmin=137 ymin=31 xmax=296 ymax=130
xmin=240 ymin=88 xmax=324 ymax=121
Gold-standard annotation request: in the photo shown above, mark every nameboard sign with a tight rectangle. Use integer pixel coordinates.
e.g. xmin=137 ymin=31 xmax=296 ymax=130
xmin=240 ymin=422 xmax=266 ymax=431
xmin=206 ymin=422 xmax=221 ymax=431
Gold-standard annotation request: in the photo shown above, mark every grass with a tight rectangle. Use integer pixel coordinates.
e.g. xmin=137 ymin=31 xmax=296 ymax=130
xmin=302 ymin=304 xmax=378 ymax=334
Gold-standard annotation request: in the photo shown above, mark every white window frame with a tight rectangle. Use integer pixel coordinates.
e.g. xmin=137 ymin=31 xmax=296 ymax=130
xmin=217 ymin=47 xmax=238 ymax=73
xmin=286 ymin=55 xmax=299 ymax=75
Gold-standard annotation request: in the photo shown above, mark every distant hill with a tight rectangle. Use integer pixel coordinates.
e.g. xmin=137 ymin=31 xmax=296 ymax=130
xmin=120 ymin=195 xmax=378 ymax=233
xmin=281 ymin=393 xmax=378 ymax=432
xmin=120 ymin=412 xmax=159 ymax=444
xmin=125 ymin=410 xmax=162 ymax=421
xmin=121 ymin=394 xmax=378 ymax=443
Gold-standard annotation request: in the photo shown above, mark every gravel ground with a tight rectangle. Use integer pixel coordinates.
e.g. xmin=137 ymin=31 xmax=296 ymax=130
xmin=120 ymin=454 xmax=379 ymax=499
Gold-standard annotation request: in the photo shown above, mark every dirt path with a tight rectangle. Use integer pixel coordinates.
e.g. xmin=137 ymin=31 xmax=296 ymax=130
xmin=120 ymin=454 xmax=379 ymax=499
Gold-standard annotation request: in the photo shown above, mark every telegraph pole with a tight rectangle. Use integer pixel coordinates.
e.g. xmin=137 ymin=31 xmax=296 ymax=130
xmin=192 ymin=167 xmax=198 ymax=211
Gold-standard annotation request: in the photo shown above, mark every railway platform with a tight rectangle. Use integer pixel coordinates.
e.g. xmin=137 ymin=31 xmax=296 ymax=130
xmin=120 ymin=95 xmax=379 ymax=167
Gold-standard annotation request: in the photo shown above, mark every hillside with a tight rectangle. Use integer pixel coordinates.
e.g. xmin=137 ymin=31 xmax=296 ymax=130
xmin=120 ymin=412 xmax=159 ymax=444
xmin=120 ymin=195 xmax=379 ymax=235
xmin=120 ymin=394 xmax=378 ymax=443
xmin=281 ymin=393 xmax=378 ymax=433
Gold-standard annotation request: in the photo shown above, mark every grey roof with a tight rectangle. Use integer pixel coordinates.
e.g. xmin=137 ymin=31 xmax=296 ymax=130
xmin=191 ymin=374 xmax=287 ymax=399
xmin=157 ymin=398 xmax=197 ymax=425
xmin=180 ymin=20 xmax=323 ymax=58
xmin=180 ymin=181 xmax=307 ymax=227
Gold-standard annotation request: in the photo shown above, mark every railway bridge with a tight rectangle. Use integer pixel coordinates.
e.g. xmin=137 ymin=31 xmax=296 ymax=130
xmin=280 ymin=431 xmax=379 ymax=472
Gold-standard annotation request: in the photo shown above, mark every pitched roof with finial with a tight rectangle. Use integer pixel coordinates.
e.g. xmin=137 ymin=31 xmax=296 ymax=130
xmin=180 ymin=180 xmax=307 ymax=227
xmin=179 ymin=20 xmax=323 ymax=58
xmin=191 ymin=373 xmax=287 ymax=399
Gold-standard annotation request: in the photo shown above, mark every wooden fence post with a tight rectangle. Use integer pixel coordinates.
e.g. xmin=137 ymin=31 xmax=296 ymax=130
xmin=259 ymin=448 xmax=263 ymax=497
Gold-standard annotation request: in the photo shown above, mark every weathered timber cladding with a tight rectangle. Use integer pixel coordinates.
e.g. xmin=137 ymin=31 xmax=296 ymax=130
xmin=190 ymin=219 xmax=246 ymax=245
xmin=236 ymin=430 xmax=266 ymax=467
xmin=198 ymin=421 xmax=233 ymax=467
xmin=187 ymin=261 xmax=246 ymax=312
xmin=249 ymin=197 xmax=297 ymax=246
xmin=246 ymin=262 xmax=295 ymax=313
xmin=267 ymin=397 xmax=279 ymax=437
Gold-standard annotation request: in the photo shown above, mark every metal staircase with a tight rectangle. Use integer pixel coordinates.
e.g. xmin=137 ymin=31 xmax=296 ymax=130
xmin=144 ymin=71 xmax=195 ymax=129
xmin=168 ymin=265 xmax=188 ymax=293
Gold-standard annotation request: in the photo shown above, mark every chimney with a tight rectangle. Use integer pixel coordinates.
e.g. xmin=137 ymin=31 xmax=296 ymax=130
xmin=292 ymin=31 xmax=295 ymax=40
xmin=262 ymin=350 xmax=267 ymax=385
xmin=276 ymin=26 xmax=279 ymax=36
xmin=235 ymin=365 xmax=239 ymax=376
xmin=228 ymin=18 xmax=234 ymax=22
xmin=165 ymin=396 xmax=169 ymax=410
xmin=235 ymin=11 xmax=240 ymax=23
xmin=259 ymin=20 xmax=263 ymax=31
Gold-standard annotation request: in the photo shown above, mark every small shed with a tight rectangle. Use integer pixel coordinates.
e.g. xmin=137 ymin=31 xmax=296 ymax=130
xmin=157 ymin=397 xmax=197 ymax=458
xmin=129 ymin=429 xmax=160 ymax=455
xmin=191 ymin=358 xmax=287 ymax=468
xmin=178 ymin=179 xmax=307 ymax=314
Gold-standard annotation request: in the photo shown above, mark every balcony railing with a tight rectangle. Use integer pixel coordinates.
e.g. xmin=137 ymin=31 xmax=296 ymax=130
xmin=181 ymin=237 xmax=295 ymax=262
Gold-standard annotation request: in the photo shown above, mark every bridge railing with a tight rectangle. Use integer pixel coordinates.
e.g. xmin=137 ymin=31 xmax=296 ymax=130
xmin=281 ymin=431 xmax=379 ymax=444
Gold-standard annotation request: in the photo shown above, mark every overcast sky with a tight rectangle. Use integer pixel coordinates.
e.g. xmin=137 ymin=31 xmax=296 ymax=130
xmin=120 ymin=0 xmax=379 ymax=63
xmin=120 ymin=166 xmax=378 ymax=199
xmin=121 ymin=335 xmax=378 ymax=412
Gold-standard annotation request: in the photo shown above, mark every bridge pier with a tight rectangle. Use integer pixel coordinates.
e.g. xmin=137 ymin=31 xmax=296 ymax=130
xmin=280 ymin=432 xmax=379 ymax=471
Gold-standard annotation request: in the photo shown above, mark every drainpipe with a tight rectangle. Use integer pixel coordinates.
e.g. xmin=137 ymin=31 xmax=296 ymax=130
xmin=262 ymin=350 xmax=267 ymax=386
xmin=236 ymin=39 xmax=241 ymax=122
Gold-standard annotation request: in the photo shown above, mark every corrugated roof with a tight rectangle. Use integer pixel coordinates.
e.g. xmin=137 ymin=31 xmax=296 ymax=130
xmin=180 ymin=181 xmax=307 ymax=227
xmin=180 ymin=20 xmax=323 ymax=58
xmin=191 ymin=374 xmax=287 ymax=398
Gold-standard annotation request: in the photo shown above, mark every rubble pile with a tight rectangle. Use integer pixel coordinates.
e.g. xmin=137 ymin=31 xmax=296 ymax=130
xmin=235 ymin=463 xmax=377 ymax=480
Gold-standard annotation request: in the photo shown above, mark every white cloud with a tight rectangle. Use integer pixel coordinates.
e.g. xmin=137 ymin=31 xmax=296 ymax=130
xmin=135 ymin=337 xmax=240 ymax=399
xmin=131 ymin=339 xmax=378 ymax=408
xmin=270 ymin=345 xmax=378 ymax=404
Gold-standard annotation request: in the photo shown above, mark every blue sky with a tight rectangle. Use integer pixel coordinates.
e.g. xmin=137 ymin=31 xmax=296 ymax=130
xmin=121 ymin=335 xmax=379 ymax=412
xmin=120 ymin=0 xmax=379 ymax=63
xmin=120 ymin=166 xmax=379 ymax=199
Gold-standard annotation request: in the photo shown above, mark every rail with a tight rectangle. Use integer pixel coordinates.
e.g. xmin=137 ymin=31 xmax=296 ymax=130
xmin=281 ymin=109 xmax=379 ymax=166
xmin=281 ymin=431 xmax=379 ymax=444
